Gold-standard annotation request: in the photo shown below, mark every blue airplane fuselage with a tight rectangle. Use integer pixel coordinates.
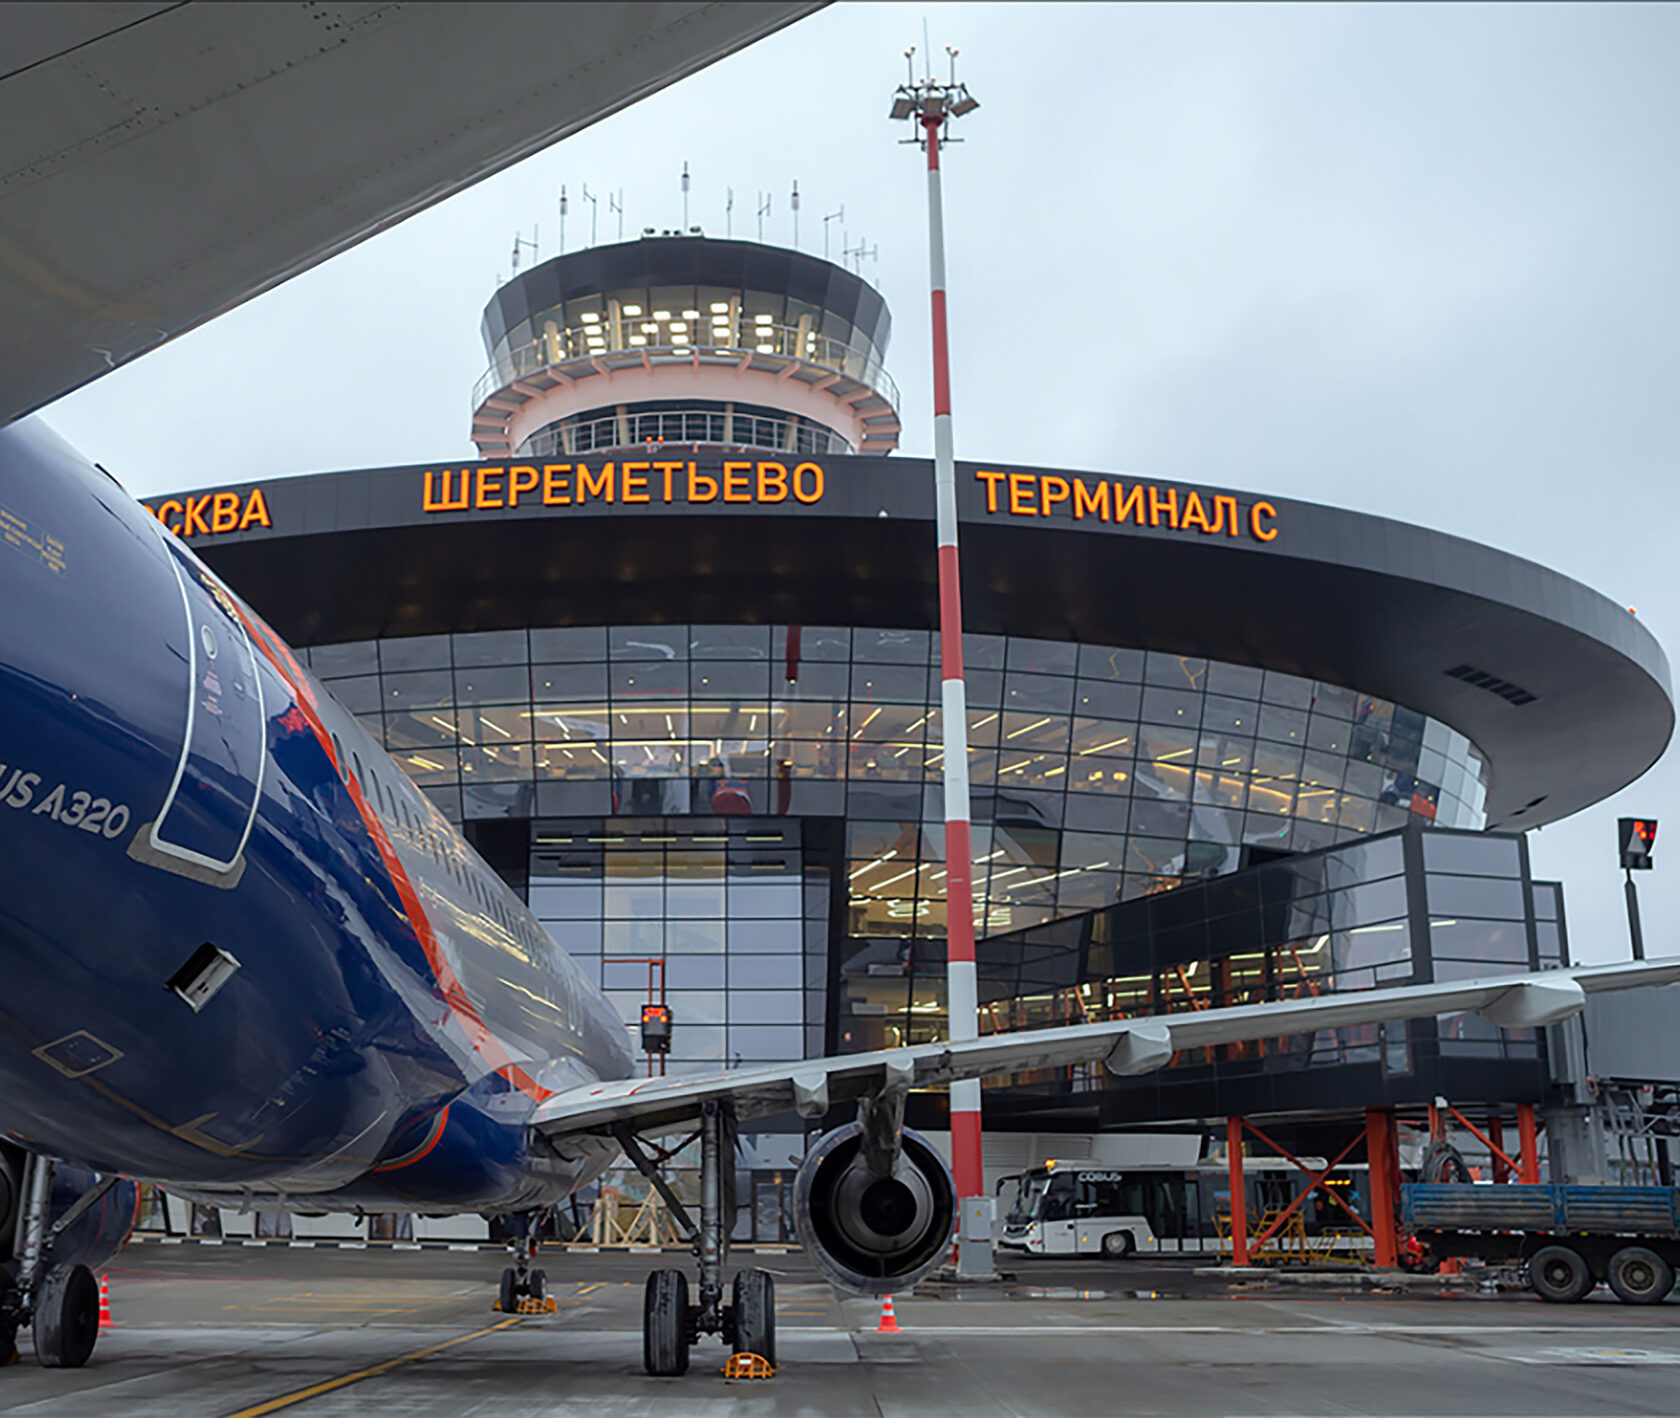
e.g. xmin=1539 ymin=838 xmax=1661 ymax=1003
xmin=0 ymin=420 xmax=635 ymax=1214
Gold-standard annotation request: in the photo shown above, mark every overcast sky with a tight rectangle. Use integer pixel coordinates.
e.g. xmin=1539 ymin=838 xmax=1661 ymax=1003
xmin=40 ymin=2 xmax=1680 ymax=963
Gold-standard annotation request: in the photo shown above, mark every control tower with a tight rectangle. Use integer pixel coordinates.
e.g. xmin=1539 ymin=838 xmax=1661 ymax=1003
xmin=470 ymin=234 xmax=901 ymax=460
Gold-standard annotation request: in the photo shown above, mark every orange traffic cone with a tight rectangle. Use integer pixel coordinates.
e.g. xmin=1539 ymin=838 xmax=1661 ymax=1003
xmin=875 ymin=1294 xmax=901 ymax=1333
xmin=97 ymin=1273 xmax=112 ymax=1331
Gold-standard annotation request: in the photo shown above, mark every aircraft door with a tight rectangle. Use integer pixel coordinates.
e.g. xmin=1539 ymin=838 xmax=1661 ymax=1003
xmin=148 ymin=536 xmax=266 ymax=873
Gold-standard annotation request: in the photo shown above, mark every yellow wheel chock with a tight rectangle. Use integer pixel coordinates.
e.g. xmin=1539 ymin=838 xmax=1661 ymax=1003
xmin=491 ymin=1296 xmax=558 ymax=1314
xmin=722 ymin=1352 xmax=776 ymax=1379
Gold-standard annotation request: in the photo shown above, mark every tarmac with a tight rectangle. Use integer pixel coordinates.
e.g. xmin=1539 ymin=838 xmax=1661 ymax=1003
xmin=2 ymin=1241 xmax=1677 ymax=1416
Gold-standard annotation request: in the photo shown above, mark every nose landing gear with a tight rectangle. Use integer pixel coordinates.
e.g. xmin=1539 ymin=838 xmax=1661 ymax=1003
xmin=494 ymin=1227 xmax=553 ymax=1314
xmin=7 ymin=1154 xmax=115 ymax=1369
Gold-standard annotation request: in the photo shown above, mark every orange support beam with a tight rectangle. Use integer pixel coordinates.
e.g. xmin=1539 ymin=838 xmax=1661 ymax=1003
xmin=1517 ymin=1104 xmax=1541 ymax=1184
xmin=1444 ymin=1103 xmax=1525 ymax=1179
xmin=1365 ymin=1107 xmax=1400 ymax=1269
xmin=1489 ymin=1117 xmax=1509 ymax=1185
xmin=1227 ymin=1115 xmax=1248 ymax=1267
xmin=1243 ymin=1124 xmax=1374 ymax=1250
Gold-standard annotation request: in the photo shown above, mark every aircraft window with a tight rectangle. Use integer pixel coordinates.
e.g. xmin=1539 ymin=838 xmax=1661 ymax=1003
xmin=351 ymin=751 xmax=365 ymax=790
xmin=331 ymin=733 xmax=348 ymax=783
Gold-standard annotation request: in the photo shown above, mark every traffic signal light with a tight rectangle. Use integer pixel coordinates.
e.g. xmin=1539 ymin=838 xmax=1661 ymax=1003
xmin=1618 ymin=817 xmax=1657 ymax=870
xmin=640 ymin=1002 xmax=673 ymax=1053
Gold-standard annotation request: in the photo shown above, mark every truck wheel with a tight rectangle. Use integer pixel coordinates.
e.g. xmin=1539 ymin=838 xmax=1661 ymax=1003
xmin=1528 ymin=1245 xmax=1593 ymax=1303
xmin=1607 ymin=1246 xmax=1674 ymax=1305
xmin=1101 ymin=1230 xmax=1134 ymax=1259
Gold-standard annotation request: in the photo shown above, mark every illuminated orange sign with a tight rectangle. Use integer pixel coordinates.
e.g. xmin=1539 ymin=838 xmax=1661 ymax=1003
xmin=422 ymin=459 xmax=826 ymax=512
xmin=146 ymin=489 xmax=272 ymax=538
xmin=974 ymin=470 xmax=1278 ymax=542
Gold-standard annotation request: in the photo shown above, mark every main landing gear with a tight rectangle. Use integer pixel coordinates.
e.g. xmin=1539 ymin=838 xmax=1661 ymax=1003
xmin=619 ymin=1100 xmax=776 ymax=1377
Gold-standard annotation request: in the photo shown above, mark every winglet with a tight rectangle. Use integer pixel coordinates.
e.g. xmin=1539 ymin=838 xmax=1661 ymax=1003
xmin=1103 ymin=1021 xmax=1174 ymax=1076
xmin=1475 ymin=976 xmax=1587 ymax=1030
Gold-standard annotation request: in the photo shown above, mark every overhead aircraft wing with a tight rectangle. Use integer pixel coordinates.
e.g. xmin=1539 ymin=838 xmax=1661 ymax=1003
xmin=0 ymin=1 xmax=824 ymax=424
xmin=531 ymin=957 xmax=1680 ymax=1139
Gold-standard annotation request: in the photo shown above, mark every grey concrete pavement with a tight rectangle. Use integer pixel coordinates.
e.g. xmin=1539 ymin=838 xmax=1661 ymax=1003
xmin=1 ymin=1245 xmax=1676 ymax=1416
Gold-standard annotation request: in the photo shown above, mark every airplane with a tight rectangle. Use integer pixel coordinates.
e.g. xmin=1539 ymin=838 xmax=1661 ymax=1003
xmin=3 ymin=415 xmax=1679 ymax=1376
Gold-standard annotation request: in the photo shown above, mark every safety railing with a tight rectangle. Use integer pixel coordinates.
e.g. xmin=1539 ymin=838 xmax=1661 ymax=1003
xmin=519 ymin=407 xmax=850 ymax=459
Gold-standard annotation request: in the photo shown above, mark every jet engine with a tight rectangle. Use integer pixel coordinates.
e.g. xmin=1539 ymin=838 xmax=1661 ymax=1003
xmin=45 ymin=1166 xmax=140 ymax=1272
xmin=0 ymin=1143 xmax=22 ymax=1261
xmin=794 ymin=1122 xmax=954 ymax=1294
xmin=0 ymin=1149 xmax=135 ymax=1271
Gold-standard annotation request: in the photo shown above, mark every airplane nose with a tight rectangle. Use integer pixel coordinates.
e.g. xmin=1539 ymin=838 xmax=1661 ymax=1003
xmin=0 ymin=420 xmax=218 ymax=1131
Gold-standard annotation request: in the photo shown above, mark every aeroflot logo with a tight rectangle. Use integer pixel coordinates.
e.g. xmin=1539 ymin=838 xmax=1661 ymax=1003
xmin=146 ymin=489 xmax=273 ymax=538
xmin=974 ymin=470 xmax=1279 ymax=542
xmin=422 ymin=460 xmax=825 ymax=513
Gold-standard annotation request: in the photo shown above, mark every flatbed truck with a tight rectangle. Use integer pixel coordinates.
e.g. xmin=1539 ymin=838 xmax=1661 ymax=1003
xmin=1402 ymin=1183 xmax=1680 ymax=1304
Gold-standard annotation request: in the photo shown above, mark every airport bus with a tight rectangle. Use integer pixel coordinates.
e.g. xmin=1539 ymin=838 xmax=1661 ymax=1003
xmin=996 ymin=1159 xmax=1369 ymax=1258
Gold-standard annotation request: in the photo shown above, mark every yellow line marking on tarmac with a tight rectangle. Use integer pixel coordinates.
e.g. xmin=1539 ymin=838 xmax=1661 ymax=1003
xmin=222 ymin=1317 xmax=523 ymax=1417
xmin=574 ymin=1283 xmax=603 ymax=1296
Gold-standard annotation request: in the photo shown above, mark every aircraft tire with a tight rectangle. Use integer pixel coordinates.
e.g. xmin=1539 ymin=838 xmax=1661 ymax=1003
xmin=642 ymin=1269 xmax=690 ymax=1376
xmin=1607 ymin=1246 xmax=1674 ymax=1305
xmin=498 ymin=1268 xmax=518 ymax=1313
xmin=528 ymin=1268 xmax=547 ymax=1302
xmin=732 ymin=1268 xmax=775 ymax=1365
xmin=33 ymin=1264 xmax=98 ymax=1369
xmin=1528 ymin=1244 xmax=1593 ymax=1303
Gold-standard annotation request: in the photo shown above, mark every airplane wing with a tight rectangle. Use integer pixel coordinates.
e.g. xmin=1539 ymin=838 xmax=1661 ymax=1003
xmin=0 ymin=1 xmax=824 ymax=423
xmin=530 ymin=957 xmax=1680 ymax=1139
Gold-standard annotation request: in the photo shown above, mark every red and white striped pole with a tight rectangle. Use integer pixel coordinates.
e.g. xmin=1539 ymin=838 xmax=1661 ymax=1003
xmin=920 ymin=109 xmax=983 ymax=1207
xmin=895 ymin=56 xmax=983 ymax=1220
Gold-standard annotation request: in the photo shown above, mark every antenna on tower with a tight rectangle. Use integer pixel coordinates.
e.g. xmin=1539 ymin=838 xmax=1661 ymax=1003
xmin=823 ymin=205 xmax=844 ymax=261
xmin=682 ymin=162 xmax=690 ymax=229
xmin=946 ymin=43 xmax=959 ymax=85
xmin=610 ymin=190 xmax=624 ymax=241
xmin=558 ymin=185 xmax=568 ymax=254
xmin=843 ymin=235 xmax=878 ymax=275
xmin=791 ymin=180 xmax=800 ymax=249
xmin=510 ymin=228 xmax=538 ymax=273
xmin=756 ymin=191 xmax=771 ymax=242
xmin=726 ymin=187 xmax=734 ymax=238
xmin=582 ymin=184 xmax=598 ymax=246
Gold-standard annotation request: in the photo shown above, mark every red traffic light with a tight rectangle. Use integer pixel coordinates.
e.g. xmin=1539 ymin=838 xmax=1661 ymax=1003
xmin=1618 ymin=817 xmax=1657 ymax=870
xmin=640 ymin=1002 xmax=674 ymax=1053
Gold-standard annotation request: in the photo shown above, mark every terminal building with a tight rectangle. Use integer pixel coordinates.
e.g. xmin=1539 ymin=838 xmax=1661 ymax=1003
xmin=142 ymin=233 xmax=1676 ymax=1194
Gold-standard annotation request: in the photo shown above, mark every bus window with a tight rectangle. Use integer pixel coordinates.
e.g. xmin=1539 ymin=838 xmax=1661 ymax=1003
xmin=1006 ymin=1173 xmax=1047 ymax=1225
xmin=1042 ymin=1173 xmax=1077 ymax=1222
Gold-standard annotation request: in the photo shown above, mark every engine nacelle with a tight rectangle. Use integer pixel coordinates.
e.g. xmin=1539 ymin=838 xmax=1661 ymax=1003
xmin=0 ymin=1150 xmax=135 ymax=1270
xmin=47 ymin=1165 xmax=140 ymax=1272
xmin=794 ymin=1122 xmax=954 ymax=1294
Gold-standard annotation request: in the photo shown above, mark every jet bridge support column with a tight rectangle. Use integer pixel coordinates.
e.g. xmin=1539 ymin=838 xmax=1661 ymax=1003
xmin=1225 ymin=1116 xmax=1248 ymax=1266
xmin=1365 ymin=1108 xmax=1400 ymax=1269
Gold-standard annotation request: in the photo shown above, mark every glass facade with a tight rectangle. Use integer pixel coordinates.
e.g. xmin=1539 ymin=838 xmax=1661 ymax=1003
xmin=527 ymin=820 xmax=829 ymax=1072
xmin=974 ymin=824 xmax=1549 ymax=1122
xmin=302 ymin=625 xmax=1493 ymax=1069
xmin=477 ymin=287 xmax=894 ymax=424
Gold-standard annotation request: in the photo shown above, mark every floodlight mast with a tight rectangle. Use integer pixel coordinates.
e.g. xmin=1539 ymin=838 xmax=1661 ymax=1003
xmin=891 ymin=50 xmax=985 ymax=1228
